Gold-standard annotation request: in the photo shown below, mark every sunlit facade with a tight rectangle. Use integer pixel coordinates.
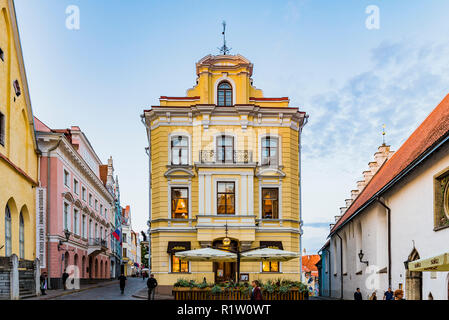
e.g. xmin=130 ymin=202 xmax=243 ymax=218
xmin=142 ymin=54 xmax=308 ymax=294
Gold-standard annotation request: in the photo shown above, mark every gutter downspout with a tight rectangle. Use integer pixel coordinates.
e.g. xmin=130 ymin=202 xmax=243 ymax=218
xmin=298 ymin=114 xmax=309 ymax=282
xmin=45 ymin=138 xmax=61 ymax=290
xmin=335 ymin=233 xmax=343 ymax=300
xmin=141 ymin=114 xmax=152 ymax=274
xmin=376 ymin=197 xmax=392 ymax=288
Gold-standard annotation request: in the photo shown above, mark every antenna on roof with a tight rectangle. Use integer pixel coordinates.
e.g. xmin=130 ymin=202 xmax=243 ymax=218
xmin=382 ymin=124 xmax=386 ymax=145
xmin=218 ymin=21 xmax=231 ymax=55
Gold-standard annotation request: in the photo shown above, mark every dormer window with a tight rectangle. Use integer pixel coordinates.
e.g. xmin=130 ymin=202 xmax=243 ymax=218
xmin=217 ymin=81 xmax=232 ymax=106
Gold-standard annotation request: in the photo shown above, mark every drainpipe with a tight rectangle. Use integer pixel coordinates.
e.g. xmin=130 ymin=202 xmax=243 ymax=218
xmin=335 ymin=233 xmax=343 ymax=300
xmin=45 ymin=137 xmax=61 ymax=289
xmin=141 ymin=114 xmax=152 ymax=274
xmin=298 ymin=114 xmax=309 ymax=282
xmin=376 ymin=197 xmax=392 ymax=288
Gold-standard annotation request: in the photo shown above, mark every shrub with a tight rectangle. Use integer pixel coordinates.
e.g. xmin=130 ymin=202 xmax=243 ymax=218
xmin=211 ymin=285 xmax=223 ymax=295
xmin=174 ymin=279 xmax=191 ymax=288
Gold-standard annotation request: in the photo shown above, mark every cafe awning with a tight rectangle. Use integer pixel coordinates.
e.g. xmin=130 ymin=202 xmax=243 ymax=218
xmin=167 ymin=241 xmax=191 ymax=254
xmin=175 ymin=248 xmax=237 ymax=262
xmin=241 ymin=248 xmax=300 ymax=262
xmin=408 ymin=252 xmax=449 ymax=272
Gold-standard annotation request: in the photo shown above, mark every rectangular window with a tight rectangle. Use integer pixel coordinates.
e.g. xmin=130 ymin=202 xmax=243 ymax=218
xmin=262 ymin=261 xmax=280 ymax=273
xmin=171 ymin=188 xmax=189 ymax=219
xmin=262 ymin=188 xmax=279 ymax=219
xmin=74 ymin=179 xmax=79 ymax=195
xmin=261 ymin=136 xmax=279 ymax=166
xmin=123 ymin=233 xmax=127 ymax=243
xmin=123 ymin=248 xmax=127 ymax=258
xmin=95 ymin=200 xmax=98 ymax=211
xmin=95 ymin=223 xmax=98 ymax=238
xmin=63 ymin=202 xmax=70 ymax=231
xmin=171 ymin=136 xmax=188 ymax=165
xmin=217 ymin=136 xmax=234 ymax=163
xmin=82 ymin=215 xmax=86 ymax=238
xmin=82 ymin=187 xmax=86 ymax=201
xmin=217 ymin=182 xmax=235 ymax=215
xmin=100 ymin=204 xmax=103 ymax=216
xmin=89 ymin=194 xmax=92 ymax=206
xmin=171 ymin=254 xmax=189 ymax=273
xmin=64 ymin=170 xmax=70 ymax=187
xmin=89 ymin=219 xmax=93 ymax=238
xmin=0 ymin=112 xmax=5 ymax=146
xmin=74 ymin=209 xmax=79 ymax=235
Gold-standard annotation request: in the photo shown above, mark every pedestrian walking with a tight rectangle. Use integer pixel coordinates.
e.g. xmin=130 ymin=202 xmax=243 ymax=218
xmin=62 ymin=269 xmax=69 ymax=290
xmin=354 ymin=288 xmax=363 ymax=300
xmin=369 ymin=291 xmax=377 ymax=300
xmin=383 ymin=287 xmax=394 ymax=300
xmin=40 ymin=272 xmax=48 ymax=295
xmin=250 ymin=280 xmax=263 ymax=301
xmin=147 ymin=274 xmax=158 ymax=300
xmin=394 ymin=289 xmax=405 ymax=300
xmin=118 ymin=273 xmax=127 ymax=295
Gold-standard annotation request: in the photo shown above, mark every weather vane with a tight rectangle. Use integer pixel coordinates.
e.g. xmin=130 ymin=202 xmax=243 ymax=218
xmin=218 ymin=21 xmax=231 ymax=55
xmin=382 ymin=124 xmax=386 ymax=145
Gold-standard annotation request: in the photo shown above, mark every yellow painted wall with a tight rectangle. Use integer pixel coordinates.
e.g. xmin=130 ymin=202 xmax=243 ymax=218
xmin=148 ymin=54 xmax=303 ymax=288
xmin=0 ymin=0 xmax=39 ymax=261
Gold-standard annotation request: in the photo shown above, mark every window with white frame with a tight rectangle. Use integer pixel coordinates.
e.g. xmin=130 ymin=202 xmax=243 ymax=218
xmin=74 ymin=209 xmax=79 ymax=235
xmin=95 ymin=223 xmax=98 ymax=239
xmin=95 ymin=199 xmax=98 ymax=211
xmin=217 ymin=135 xmax=234 ymax=163
xmin=100 ymin=204 xmax=103 ymax=217
xmin=82 ymin=187 xmax=86 ymax=201
xmin=217 ymin=182 xmax=235 ymax=215
xmin=261 ymin=188 xmax=279 ymax=219
xmin=171 ymin=136 xmax=189 ymax=165
xmin=82 ymin=215 xmax=86 ymax=238
xmin=89 ymin=194 xmax=92 ymax=206
xmin=63 ymin=202 xmax=71 ymax=231
xmin=64 ymin=170 xmax=70 ymax=187
xmin=261 ymin=136 xmax=279 ymax=166
xmin=19 ymin=212 xmax=25 ymax=259
xmin=171 ymin=188 xmax=189 ymax=219
xmin=4 ymin=205 xmax=12 ymax=257
xmin=74 ymin=179 xmax=79 ymax=195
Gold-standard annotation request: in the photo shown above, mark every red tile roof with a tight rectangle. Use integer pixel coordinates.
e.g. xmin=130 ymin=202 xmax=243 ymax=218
xmin=302 ymin=255 xmax=321 ymax=275
xmin=331 ymin=94 xmax=449 ymax=234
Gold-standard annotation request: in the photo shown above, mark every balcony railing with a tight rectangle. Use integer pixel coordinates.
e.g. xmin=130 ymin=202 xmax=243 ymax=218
xmin=88 ymin=238 xmax=107 ymax=248
xmin=199 ymin=150 xmax=253 ymax=164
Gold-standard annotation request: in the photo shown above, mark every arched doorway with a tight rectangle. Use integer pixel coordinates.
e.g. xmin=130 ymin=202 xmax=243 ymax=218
xmin=406 ymin=248 xmax=422 ymax=300
xmin=82 ymin=256 xmax=86 ymax=279
xmin=213 ymin=239 xmax=238 ymax=283
xmin=64 ymin=252 xmax=70 ymax=271
xmin=100 ymin=260 xmax=104 ymax=279
xmin=95 ymin=259 xmax=98 ymax=278
xmin=88 ymin=256 xmax=93 ymax=279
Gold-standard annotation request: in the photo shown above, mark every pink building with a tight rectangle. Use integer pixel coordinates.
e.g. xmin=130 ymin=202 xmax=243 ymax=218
xmin=35 ymin=118 xmax=114 ymax=289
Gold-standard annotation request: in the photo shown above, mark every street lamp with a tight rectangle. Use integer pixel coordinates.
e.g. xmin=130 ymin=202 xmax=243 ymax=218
xmin=222 ymin=223 xmax=231 ymax=246
xmin=358 ymin=250 xmax=369 ymax=266
xmin=58 ymin=229 xmax=71 ymax=250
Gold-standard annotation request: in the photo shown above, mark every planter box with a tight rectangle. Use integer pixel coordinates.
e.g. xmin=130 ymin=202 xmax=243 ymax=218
xmin=172 ymin=287 xmax=305 ymax=301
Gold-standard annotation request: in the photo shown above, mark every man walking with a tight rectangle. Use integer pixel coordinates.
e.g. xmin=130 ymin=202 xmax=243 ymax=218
xmin=250 ymin=280 xmax=263 ymax=301
xmin=62 ymin=269 xmax=69 ymax=290
xmin=354 ymin=288 xmax=363 ymax=300
xmin=383 ymin=287 xmax=394 ymax=300
xmin=147 ymin=274 xmax=158 ymax=300
xmin=40 ymin=272 xmax=48 ymax=295
xmin=118 ymin=273 xmax=127 ymax=295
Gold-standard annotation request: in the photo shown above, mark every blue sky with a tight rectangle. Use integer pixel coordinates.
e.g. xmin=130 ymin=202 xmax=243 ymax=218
xmin=14 ymin=0 xmax=449 ymax=253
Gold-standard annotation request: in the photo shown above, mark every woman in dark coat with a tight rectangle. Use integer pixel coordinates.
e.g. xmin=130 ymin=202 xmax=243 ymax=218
xmin=118 ymin=273 xmax=127 ymax=294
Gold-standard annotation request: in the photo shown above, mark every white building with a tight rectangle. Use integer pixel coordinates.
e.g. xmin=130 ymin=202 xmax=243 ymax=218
xmin=322 ymin=95 xmax=449 ymax=300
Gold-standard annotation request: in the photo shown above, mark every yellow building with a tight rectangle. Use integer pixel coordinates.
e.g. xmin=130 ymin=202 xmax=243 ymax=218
xmin=0 ymin=0 xmax=39 ymax=261
xmin=142 ymin=54 xmax=308 ymax=293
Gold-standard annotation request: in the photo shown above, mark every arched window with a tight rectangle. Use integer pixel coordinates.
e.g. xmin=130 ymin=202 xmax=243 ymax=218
xmin=19 ymin=212 xmax=25 ymax=259
xmin=4 ymin=205 xmax=12 ymax=257
xmin=217 ymin=81 xmax=232 ymax=106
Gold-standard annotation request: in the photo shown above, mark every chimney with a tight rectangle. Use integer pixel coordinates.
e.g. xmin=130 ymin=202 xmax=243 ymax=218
xmin=351 ymin=189 xmax=359 ymax=200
